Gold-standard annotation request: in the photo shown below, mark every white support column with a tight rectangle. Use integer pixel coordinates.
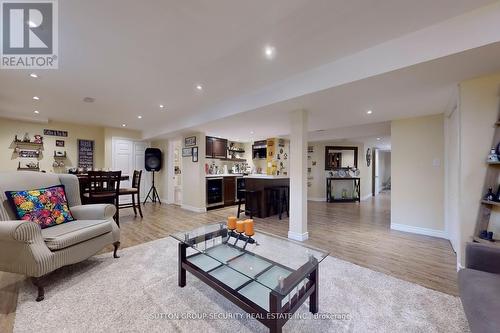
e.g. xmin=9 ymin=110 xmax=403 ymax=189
xmin=288 ymin=109 xmax=309 ymax=241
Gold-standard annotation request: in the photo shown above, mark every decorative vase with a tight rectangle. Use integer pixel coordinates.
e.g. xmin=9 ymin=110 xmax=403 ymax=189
xmin=485 ymin=187 xmax=495 ymax=201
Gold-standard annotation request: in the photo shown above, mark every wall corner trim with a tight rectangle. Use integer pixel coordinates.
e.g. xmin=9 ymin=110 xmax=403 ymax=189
xmin=390 ymin=223 xmax=448 ymax=239
xmin=181 ymin=204 xmax=207 ymax=213
xmin=288 ymin=230 xmax=309 ymax=241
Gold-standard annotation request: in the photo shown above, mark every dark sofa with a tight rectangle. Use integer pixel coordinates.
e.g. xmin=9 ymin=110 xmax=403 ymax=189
xmin=458 ymin=242 xmax=500 ymax=333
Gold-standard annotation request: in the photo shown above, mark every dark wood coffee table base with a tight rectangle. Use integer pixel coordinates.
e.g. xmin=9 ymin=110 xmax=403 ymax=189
xmin=178 ymin=242 xmax=319 ymax=333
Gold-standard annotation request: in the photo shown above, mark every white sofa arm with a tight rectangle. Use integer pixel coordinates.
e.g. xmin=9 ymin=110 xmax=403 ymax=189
xmin=0 ymin=220 xmax=43 ymax=243
xmin=71 ymin=204 xmax=116 ymax=221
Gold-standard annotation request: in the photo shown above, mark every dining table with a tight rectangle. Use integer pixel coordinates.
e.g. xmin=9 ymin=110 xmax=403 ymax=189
xmin=75 ymin=173 xmax=129 ymax=202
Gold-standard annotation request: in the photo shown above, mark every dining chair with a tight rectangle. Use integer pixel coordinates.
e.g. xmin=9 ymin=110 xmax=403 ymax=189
xmin=84 ymin=171 xmax=122 ymax=226
xmin=118 ymin=170 xmax=143 ymax=218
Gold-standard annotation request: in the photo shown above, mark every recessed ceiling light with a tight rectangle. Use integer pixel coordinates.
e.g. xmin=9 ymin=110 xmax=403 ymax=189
xmin=32 ymin=96 xmax=40 ymax=101
xmin=264 ymin=45 xmax=276 ymax=59
xmin=137 ymin=115 xmax=142 ymax=119
xmin=121 ymin=124 xmax=126 ymax=127
xmin=376 ymin=137 xmax=381 ymax=141
xmin=83 ymin=97 xmax=95 ymax=103
xmin=159 ymin=104 xmax=165 ymax=109
xmin=33 ymin=110 xmax=39 ymax=114
xmin=196 ymin=84 xmax=203 ymax=91
xmin=250 ymin=131 xmax=254 ymax=135
xmin=366 ymin=110 xmax=373 ymax=115
xmin=29 ymin=73 xmax=38 ymax=78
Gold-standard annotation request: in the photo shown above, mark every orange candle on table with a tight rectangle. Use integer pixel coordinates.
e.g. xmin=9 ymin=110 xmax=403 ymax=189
xmin=244 ymin=219 xmax=254 ymax=236
xmin=236 ymin=221 xmax=245 ymax=233
xmin=227 ymin=216 xmax=237 ymax=230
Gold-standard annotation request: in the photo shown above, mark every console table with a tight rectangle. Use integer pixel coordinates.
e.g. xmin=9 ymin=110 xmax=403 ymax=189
xmin=326 ymin=177 xmax=360 ymax=203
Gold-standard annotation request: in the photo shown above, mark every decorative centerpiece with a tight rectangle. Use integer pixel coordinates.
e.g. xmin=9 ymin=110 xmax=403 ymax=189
xmin=225 ymin=216 xmax=256 ymax=249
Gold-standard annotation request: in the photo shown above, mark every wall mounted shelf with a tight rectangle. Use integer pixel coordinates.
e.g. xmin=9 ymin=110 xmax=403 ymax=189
xmin=13 ymin=141 xmax=43 ymax=149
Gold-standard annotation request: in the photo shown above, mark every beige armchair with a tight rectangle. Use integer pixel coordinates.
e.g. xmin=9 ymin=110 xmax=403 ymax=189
xmin=0 ymin=171 xmax=120 ymax=301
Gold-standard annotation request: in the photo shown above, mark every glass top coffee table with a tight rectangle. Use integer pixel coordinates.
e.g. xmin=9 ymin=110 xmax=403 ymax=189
xmin=171 ymin=223 xmax=328 ymax=333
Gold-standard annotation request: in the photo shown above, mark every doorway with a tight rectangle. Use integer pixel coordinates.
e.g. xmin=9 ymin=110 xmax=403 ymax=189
xmin=111 ymin=138 xmax=151 ymax=203
xmin=372 ymin=149 xmax=391 ymax=196
xmin=167 ymin=139 xmax=183 ymax=205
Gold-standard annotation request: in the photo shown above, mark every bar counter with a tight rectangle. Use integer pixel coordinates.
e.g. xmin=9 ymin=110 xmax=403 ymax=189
xmin=243 ymin=175 xmax=289 ymax=218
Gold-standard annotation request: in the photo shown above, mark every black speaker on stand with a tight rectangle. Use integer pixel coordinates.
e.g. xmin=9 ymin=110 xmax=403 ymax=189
xmin=144 ymin=148 xmax=162 ymax=205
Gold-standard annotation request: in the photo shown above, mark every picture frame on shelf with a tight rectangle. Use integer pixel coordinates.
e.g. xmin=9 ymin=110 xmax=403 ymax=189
xmin=19 ymin=150 xmax=40 ymax=158
xmin=182 ymin=147 xmax=192 ymax=157
xmin=192 ymin=146 xmax=199 ymax=162
xmin=185 ymin=136 xmax=196 ymax=147
xmin=56 ymin=140 xmax=65 ymax=147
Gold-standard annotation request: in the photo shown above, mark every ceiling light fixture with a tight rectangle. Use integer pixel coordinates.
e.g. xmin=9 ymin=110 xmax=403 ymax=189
xmin=250 ymin=131 xmax=254 ymax=135
xmin=376 ymin=137 xmax=381 ymax=141
xmin=196 ymin=84 xmax=203 ymax=91
xmin=159 ymin=104 xmax=165 ymax=109
xmin=29 ymin=73 xmax=38 ymax=78
xmin=137 ymin=115 xmax=142 ymax=119
xmin=33 ymin=110 xmax=39 ymax=114
xmin=121 ymin=124 xmax=126 ymax=127
xmin=32 ymin=96 xmax=40 ymax=101
xmin=366 ymin=110 xmax=373 ymax=115
xmin=83 ymin=97 xmax=95 ymax=103
xmin=264 ymin=45 xmax=276 ymax=59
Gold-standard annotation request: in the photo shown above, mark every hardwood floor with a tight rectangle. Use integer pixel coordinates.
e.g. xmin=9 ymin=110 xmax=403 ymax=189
xmin=0 ymin=192 xmax=458 ymax=332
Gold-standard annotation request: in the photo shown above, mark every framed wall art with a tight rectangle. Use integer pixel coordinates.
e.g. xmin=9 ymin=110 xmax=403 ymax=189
xmin=182 ymin=147 xmax=192 ymax=157
xmin=44 ymin=129 xmax=68 ymax=137
xmin=185 ymin=136 xmax=197 ymax=147
xmin=192 ymin=146 xmax=199 ymax=162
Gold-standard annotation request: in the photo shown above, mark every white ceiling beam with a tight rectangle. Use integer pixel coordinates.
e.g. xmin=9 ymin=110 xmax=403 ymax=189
xmin=145 ymin=2 xmax=500 ymax=139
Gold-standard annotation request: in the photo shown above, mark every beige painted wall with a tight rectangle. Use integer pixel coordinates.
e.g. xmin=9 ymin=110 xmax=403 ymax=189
xmin=0 ymin=117 xmax=141 ymax=173
xmin=391 ymin=114 xmax=445 ymax=232
xmin=458 ymin=72 xmax=500 ymax=266
xmin=181 ymin=132 xmax=206 ymax=211
xmin=307 ymin=141 xmax=373 ymax=200
xmin=150 ymin=139 xmax=169 ymax=200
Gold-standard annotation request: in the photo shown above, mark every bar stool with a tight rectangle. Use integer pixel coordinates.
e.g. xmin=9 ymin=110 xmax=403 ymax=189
xmin=237 ymin=189 xmax=261 ymax=219
xmin=265 ymin=187 xmax=281 ymax=217
xmin=265 ymin=186 xmax=289 ymax=220
xmin=278 ymin=185 xmax=290 ymax=219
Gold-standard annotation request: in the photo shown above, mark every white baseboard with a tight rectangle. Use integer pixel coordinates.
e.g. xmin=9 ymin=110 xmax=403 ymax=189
xmin=391 ymin=223 xmax=448 ymax=239
xmin=181 ymin=204 xmax=206 ymax=213
xmin=308 ymin=197 xmax=326 ymax=202
xmin=288 ymin=230 xmax=309 ymax=241
xmin=361 ymin=194 xmax=373 ymax=201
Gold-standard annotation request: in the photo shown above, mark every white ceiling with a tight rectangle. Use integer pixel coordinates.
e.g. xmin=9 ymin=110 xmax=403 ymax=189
xmin=0 ymin=0 xmax=496 ymax=138
xmin=194 ymin=41 xmax=500 ymax=142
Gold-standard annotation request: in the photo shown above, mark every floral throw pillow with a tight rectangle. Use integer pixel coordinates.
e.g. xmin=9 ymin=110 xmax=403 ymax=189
xmin=5 ymin=185 xmax=75 ymax=229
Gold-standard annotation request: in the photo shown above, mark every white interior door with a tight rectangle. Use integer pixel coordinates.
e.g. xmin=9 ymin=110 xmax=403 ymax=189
xmin=112 ymin=138 xmax=150 ymax=203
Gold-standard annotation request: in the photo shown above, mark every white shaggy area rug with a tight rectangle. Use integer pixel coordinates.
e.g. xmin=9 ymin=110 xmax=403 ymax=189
xmin=14 ymin=237 xmax=469 ymax=332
